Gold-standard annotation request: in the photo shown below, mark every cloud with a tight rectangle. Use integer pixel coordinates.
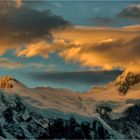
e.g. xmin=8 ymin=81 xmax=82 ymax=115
xmin=0 ymin=0 xmax=70 ymax=55
xmin=45 ymin=26 xmax=140 ymax=72
xmin=0 ymin=0 xmax=23 ymax=12
xmin=26 ymin=70 xmax=122 ymax=85
xmin=0 ymin=57 xmax=24 ymax=69
xmin=16 ymin=39 xmax=78 ymax=58
xmin=16 ymin=39 xmax=67 ymax=58
xmin=118 ymin=5 xmax=140 ymax=21
xmin=0 ymin=57 xmax=46 ymax=69
xmin=15 ymin=0 xmax=23 ymax=8
xmin=0 ymin=1 xmax=140 ymax=73
xmin=88 ymin=17 xmax=117 ymax=26
xmin=16 ymin=25 xmax=140 ymax=72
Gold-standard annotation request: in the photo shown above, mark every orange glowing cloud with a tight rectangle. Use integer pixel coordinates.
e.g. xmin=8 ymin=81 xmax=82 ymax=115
xmin=0 ymin=9 xmax=139 ymax=73
xmin=16 ymin=39 xmax=78 ymax=58
xmin=16 ymin=25 xmax=140 ymax=72
xmin=54 ymin=26 xmax=140 ymax=72
xmin=15 ymin=0 xmax=23 ymax=8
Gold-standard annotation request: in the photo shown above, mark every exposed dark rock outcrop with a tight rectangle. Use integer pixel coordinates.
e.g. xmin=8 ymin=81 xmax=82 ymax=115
xmin=97 ymin=104 xmax=140 ymax=139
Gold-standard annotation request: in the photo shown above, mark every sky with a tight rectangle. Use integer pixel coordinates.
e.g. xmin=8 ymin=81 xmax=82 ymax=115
xmin=0 ymin=0 xmax=140 ymax=91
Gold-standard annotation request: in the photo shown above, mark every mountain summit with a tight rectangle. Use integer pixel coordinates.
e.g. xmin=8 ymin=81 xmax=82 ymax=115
xmin=0 ymin=76 xmax=17 ymax=89
xmin=115 ymin=72 xmax=140 ymax=95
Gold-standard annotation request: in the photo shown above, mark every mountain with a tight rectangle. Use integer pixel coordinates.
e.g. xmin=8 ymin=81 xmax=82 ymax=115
xmin=115 ymin=72 xmax=140 ymax=95
xmin=0 ymin=76 xmax=17 ymax=89
xmin=0 ymin=90 xmax=121 ymax=139
xmin=0 ymin=74 xmax=139 ymax=139
xmin=97 ymin=104 xmax=140 ymax=139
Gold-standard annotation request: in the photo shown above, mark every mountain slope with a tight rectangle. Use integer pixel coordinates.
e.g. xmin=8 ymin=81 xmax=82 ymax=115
xmin=97 ymin=104 xmax=140 ymax=139
xmin=0 ymin=90 xmax=122 ymax=139
xmin=0 ymin=74 xmax=139 ymax=139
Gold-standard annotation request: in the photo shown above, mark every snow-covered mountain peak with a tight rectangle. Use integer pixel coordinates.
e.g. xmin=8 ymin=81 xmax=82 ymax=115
xmin=0 ymin=76 xmax=18 ymax=89
xmin=0 ymin=76 xmax=28 ymax=92
xmin=115 ymin=71 xmax=140 ymax=94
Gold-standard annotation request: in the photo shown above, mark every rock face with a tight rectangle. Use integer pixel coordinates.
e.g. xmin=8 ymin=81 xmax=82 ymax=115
xmin=115 ymin=72 xmax=140 ymax=95
xmin=96 ymin=104 xmax=140 ymax=139
xmin=0 ymin=76 xmax=17 ymax=89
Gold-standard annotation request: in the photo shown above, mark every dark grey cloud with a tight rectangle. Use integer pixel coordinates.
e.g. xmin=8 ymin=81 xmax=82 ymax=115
xmin=88 ymin=4 xmax=140 ymax=26
xmin=89 ymin=17 xmax=117 ymax=26
xmin=0 ymin=6 xmax=70 ymax=42
xmin=0 ymin=1 xmax=71 ymax=55
xmin=118 ymin=5 xmax=140 ymax=20
xmin=27 ymin=70 xmax=122 ymax=85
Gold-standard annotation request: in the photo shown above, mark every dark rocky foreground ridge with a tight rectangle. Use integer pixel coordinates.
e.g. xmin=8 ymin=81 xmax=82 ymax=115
xmin=0 ymin=90 xmax=119 ymax=139
xmin=97 ymin=103 xmax=140 ymax=139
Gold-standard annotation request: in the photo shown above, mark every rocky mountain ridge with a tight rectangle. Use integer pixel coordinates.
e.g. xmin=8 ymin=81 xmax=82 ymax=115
xmin=0 ymin=76 xmax=17 ymax=89
xmin=1 ymin=72 xmax=140 ymax=95
xmin=115 ymin=72 xmax=140 ymax=94
xmin=96 ymin=103 xmax=140 ymax=139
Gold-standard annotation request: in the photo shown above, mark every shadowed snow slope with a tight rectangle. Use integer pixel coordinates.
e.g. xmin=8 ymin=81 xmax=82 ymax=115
xmin=0 ymin=74 xmax=139 ymax=139
xmin=0 ymin=91 xmax=121 ymax=139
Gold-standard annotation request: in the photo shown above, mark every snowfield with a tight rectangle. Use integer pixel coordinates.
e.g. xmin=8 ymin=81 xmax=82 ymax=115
xmin=0 ymin=72 xmax=139 ymax=139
